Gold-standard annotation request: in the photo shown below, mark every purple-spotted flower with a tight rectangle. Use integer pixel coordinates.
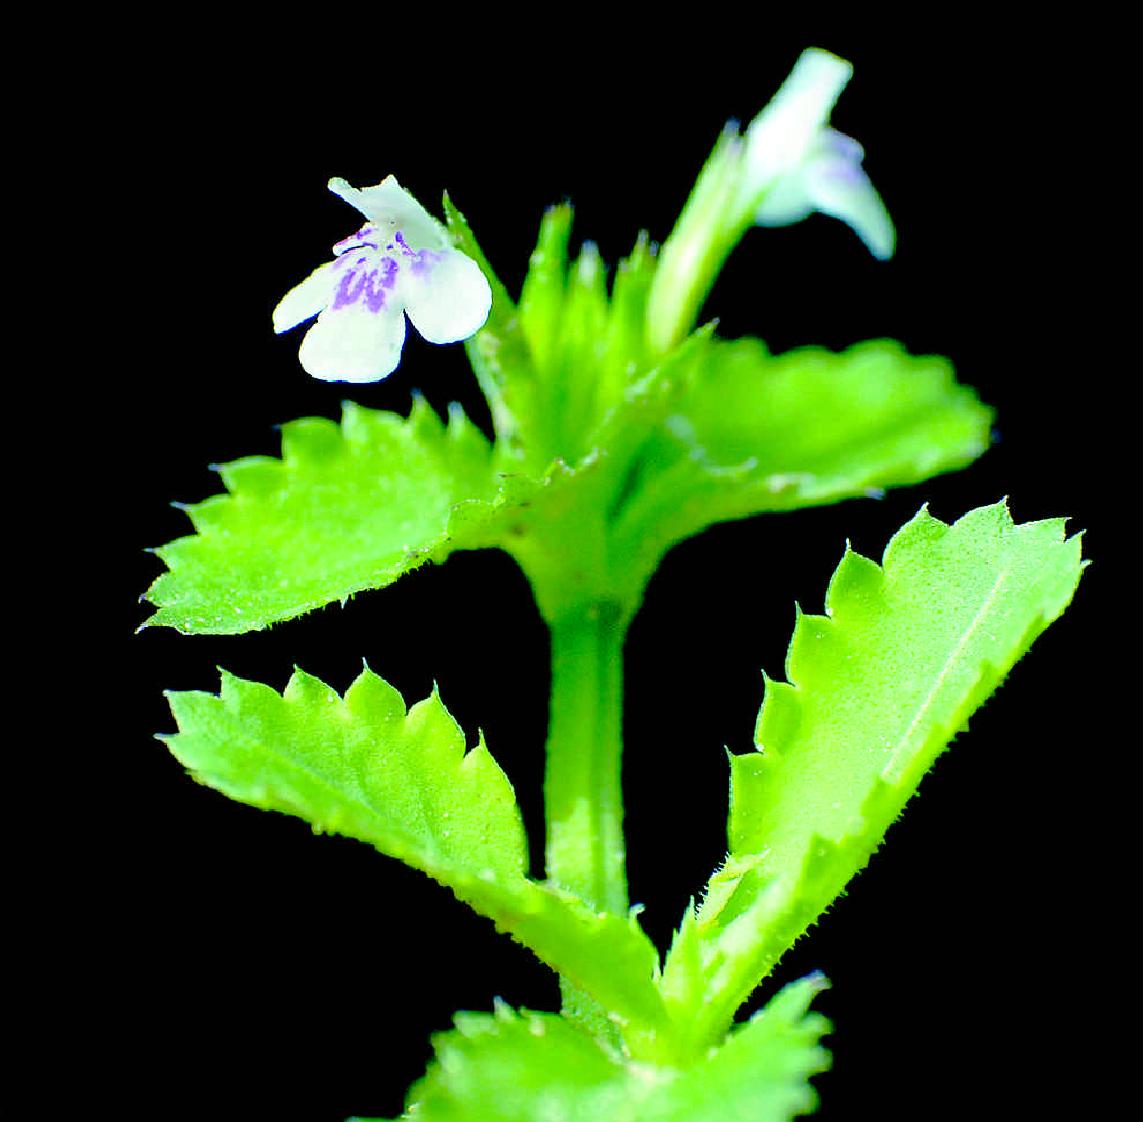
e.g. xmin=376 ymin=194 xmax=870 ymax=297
xmin=273 ymin=176 xmax=492 ymax=382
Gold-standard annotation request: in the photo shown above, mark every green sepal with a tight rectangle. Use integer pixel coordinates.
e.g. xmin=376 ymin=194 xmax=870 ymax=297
xmin=401 ymin=974 xmax=829 ymax=1120
xmin=645 ymin=125 xmax=743 ymax=354
xmin=660 ymin=501 xmax=1084 ymax=1051
xmin=610 ymin=337 xmax=994 ymax=583
xmin=442 ymin=193 xmax=533 ymax=451
xmin=162 ymin=666 xmax=668 ymax=1037
xmin=143 ymin=398 xmax=499 ymax=634
xmin=519 ymin=204 xmax=575 ymax=375
xmin=505 ymin=206 xmax=665 ymax=471
xmin=600 ymin=231 xmax=655 ymax=405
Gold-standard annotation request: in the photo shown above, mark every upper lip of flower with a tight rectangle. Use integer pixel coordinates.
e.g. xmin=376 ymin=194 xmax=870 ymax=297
xmin=273 ymin=175 xmax=492 ymax=384
xmin=333 ymin=225 xmax=381 ymax=255
xmin=741 ymin=48 xmax=895 ymax=260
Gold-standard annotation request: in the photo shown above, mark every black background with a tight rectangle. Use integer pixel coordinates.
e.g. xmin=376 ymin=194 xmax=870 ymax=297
xmin=80 ymin=16 xmax=1131 ymax=1122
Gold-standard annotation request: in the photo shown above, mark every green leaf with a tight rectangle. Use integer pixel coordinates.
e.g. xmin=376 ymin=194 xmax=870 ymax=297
xmin=404 ymin=975 xmax=829 ymax=1121
xmin=162 ymin=666 xmax=668 ymax=1037
xmin=611 ymin=337 xmax=993 ymax=579
xmin=661 ymin=501 xmax=1084 ymax=1051
xmin=166 ymin=666 xmax=526 ymax=883
xmin=407 ymin=1005 xmax=634 ymax=1121
xmin=636 ymin=974 xmax=830 ymax=1121
xmin=470 ymin=327 xmax=717 ymax=625
xmin=143 ymin=398 xmax=498 ymax=634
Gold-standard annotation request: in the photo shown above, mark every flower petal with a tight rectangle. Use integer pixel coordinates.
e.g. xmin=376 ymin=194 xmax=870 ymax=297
xmin=328 ymin=175 xmax=447 ymax=252
xmin=297 ymin=301 xmax=407 ymax=383
xmin=801 ymin=135 xmax=895 ymax=260
xmin=400 ymin=248 xmax=492 ymax=345
xmin=740 ymin=49 xmax=853 ymax=207
xmin=272 ymin=261 xmax=337 ymax=333
xmin=755 ymin=129 xmax=895 ymax=260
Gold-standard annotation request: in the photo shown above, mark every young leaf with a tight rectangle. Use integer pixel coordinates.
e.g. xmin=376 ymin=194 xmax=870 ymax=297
xmin=143 ymin=398 xmax=498 ymax=634
xmin=661 ymin=501 xmax=1084 ymax=1051
xmin=162 ymin=666 xmax=668 ymax=1035
xmin=611 ymin=337 xmax=993 ymax=580
xmin=403 ymin=1006 xmax=634 ymax=1122
xmin=636 ymin=973 xmax=830 ymax=1120
xmin=398 ymin=975 xmax=829 ymax=1121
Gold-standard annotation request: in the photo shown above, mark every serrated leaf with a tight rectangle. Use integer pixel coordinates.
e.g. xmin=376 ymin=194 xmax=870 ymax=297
xmin=166 ymin=665 xmax=526 ymax=884
xmin=407 ymin=1006 xmax=633 ymax=1121
xmin=611 ymin=337 xmax=993 ymax=579
xmin=403 ymin=975 xmax=829 ymax=1121
xmin=163 ymin=666 xmax=668 ymax=1036
xmin=143 ymin=399 xmax=499 ymax=634
xmin=635 ymin=973 xmax=830 ymax=1121
xmin=475 ymin=327 xmax=717 ymax=624
xmin=661 ymin=501 xmax=1084 ymax=1050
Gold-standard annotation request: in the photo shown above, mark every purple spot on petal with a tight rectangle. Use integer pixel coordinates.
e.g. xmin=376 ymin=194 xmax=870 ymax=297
xmin=825 ymin=131 xmax=863 ymax=161
xmin=333 ymin=223 xmax=380 ymax=256
xmin=332 ymin=268 xmax=366 ymax=309
xmin=819 ymin=155 xmax=865 ymax=185
xmin=409 ymin=249 xmax=442 ymax=277
xmin=361 ymin=269 xmax=389 ymax=312
xmin=331 ymin=257 xmax=399 ymax=313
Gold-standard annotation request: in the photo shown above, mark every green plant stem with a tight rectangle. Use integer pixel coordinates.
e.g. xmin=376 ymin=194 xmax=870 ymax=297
xmin=543 ymin=600 xmax=629 ymax=916
xmin=543 ymin=599 xmax=631 ymax=1042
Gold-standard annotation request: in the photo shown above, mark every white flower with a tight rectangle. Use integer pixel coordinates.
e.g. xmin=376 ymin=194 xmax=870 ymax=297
xmin=647 ymin=49 xmax=895 ymax=353
xmin=273 ymin=176 xmax=492 ymax=382
xmin=742 ymin=49 xmax=894 ymax=260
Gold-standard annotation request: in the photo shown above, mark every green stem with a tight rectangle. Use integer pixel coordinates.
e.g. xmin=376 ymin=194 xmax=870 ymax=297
xmin=543 ymin=600 xmax=629 ymax=916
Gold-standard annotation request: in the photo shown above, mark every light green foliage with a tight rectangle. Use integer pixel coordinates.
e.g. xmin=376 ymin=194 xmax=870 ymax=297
xmin=165 ymin=666 xmax=524 ymax=883
xmin=494 ymin=204 xmax=661 ymax=473
xmin=379 ymin=975 xmax=828 ymax=1122
xmin=660 ymin=502 xmax=1084 ymax=1053
xmin=144 ymin=398 xmax=498 ymax=634
xmin=609 ymin=336 xmax=993 ymax=587
xmin=163 ymin=666 xmax=668 ymax=1035
xmin=441 ymin=202 xmax=993 ymax=625
xmin=146 ymin=195 xmax=989 ymax=635
xmin=148 ymin=48 xmax=1085 ymax=1119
